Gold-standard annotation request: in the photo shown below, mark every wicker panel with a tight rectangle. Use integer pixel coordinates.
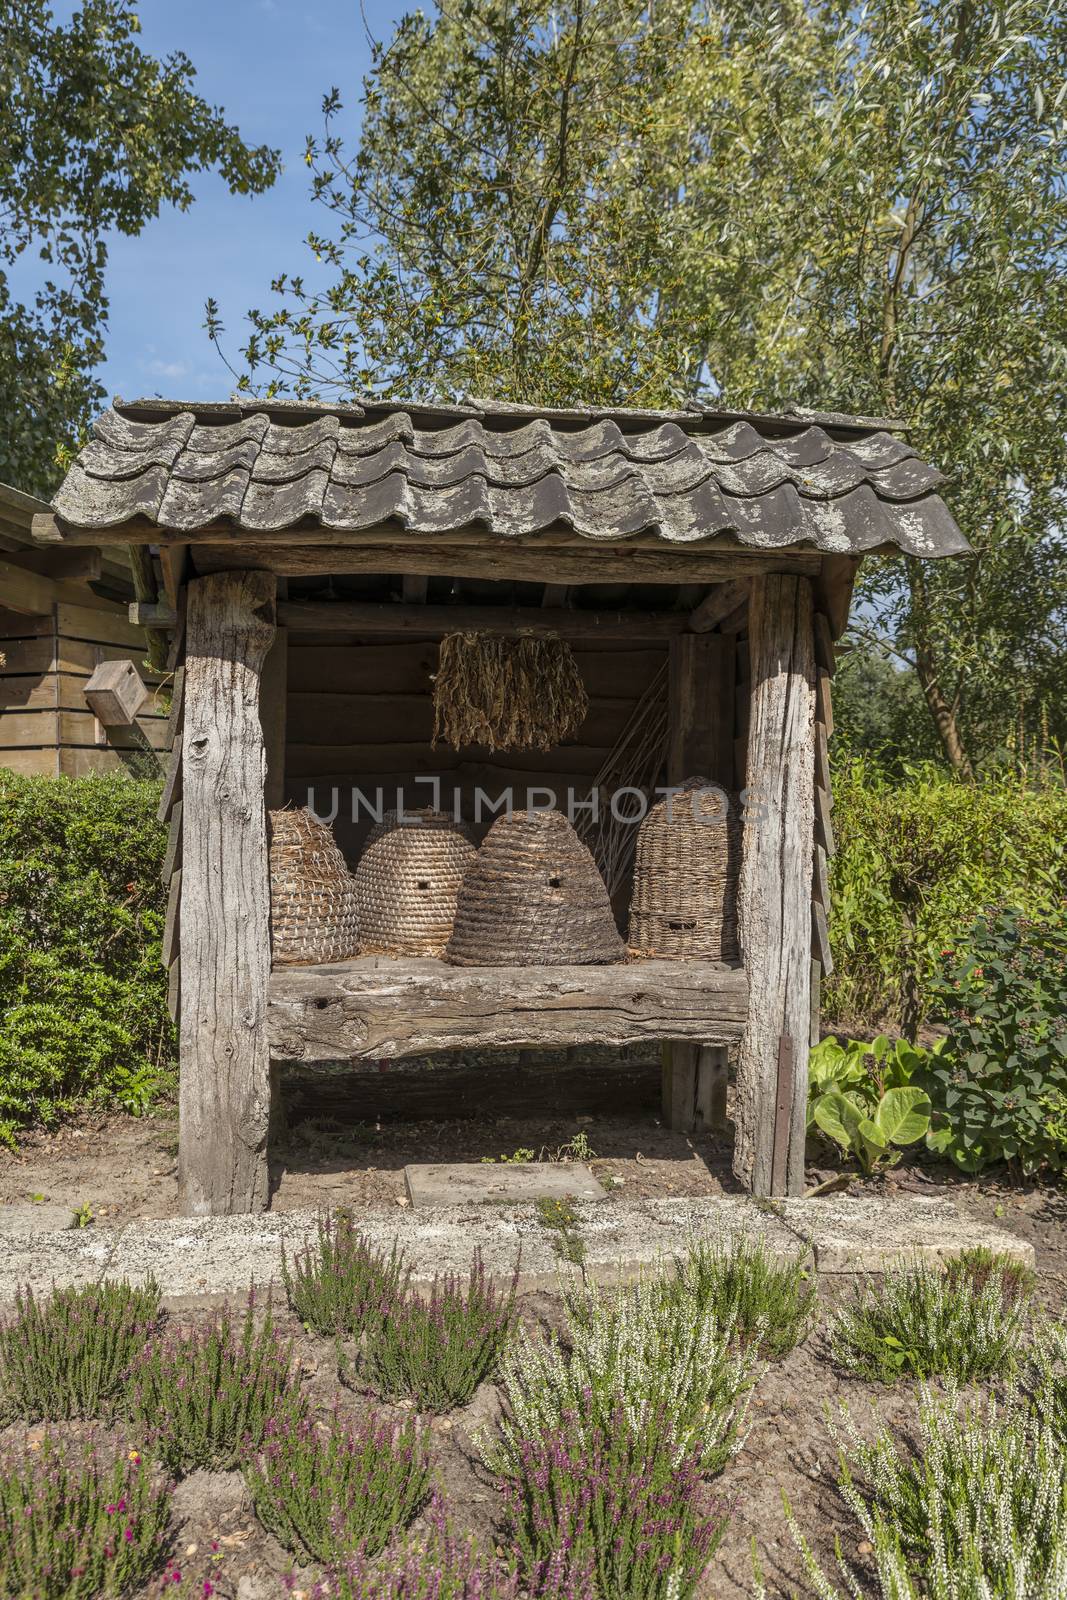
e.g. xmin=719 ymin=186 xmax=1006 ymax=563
xmin=269 ymin=808 xmax=359 ymax=965
xmin=355 ymin=809 xmax=476 ymax=957
xmin=628 ymin=778 xmax=742 ymax=961
xmin=445 ymin=809 xmax=625 ymax=967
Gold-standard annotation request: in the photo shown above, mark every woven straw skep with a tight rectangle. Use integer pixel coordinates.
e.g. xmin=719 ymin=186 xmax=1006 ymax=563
xmin=445 ymin=809 xmax=625 ymax=967
xmin=355 ymin=809 xmax=477 ymax=957
xmin=628 ymin=778 xmax=742 ymax=962
xmin=432 ymin=630 xmax=589 ymax=752
xmin=269 ymin=808 xmax=359 ymax=965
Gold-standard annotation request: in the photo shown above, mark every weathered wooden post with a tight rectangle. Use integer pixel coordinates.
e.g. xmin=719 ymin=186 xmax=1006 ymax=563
xmin=178 ymin=569 xmax=276 ymax=1216
xmin=733 ymin=574 xmax=816 ymax=1195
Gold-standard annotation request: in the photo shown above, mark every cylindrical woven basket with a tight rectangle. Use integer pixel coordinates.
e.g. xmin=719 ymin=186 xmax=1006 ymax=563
xmin=269 ymin=808 xmax=359 ymax=965
xmin=445 ymin=809 xmax=625 ymax=967
xmin=354 ymin=809 xmax=477 ymax=957
xmin=628 ymin=778 xmax=742 ymax=962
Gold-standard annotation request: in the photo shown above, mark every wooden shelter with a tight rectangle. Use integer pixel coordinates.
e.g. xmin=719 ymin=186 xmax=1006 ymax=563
xmin=39 ymin=397 xmax=967 ymax=1215
xmin=0 ymin=480 xmax=168 ymax=775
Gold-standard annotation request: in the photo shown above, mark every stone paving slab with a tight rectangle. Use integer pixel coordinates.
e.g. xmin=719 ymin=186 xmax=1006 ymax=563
xmin=404 ymin=1161 xmax=606 ymax=1207
xmin=0 ymin=1195 xmax=1034 ymax=1305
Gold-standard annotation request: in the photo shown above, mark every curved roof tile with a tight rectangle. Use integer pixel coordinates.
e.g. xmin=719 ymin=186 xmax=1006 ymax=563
xmin=50 ymin=397 xmax=969 ymax=558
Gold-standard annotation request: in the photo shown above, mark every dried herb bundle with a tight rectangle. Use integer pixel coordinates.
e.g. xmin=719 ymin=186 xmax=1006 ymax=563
xmin=432 ymin=631 xmax=588 ymax=751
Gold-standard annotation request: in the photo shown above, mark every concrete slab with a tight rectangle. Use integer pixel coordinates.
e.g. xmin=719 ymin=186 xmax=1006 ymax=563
xmin=775 ymin=1194 xmax=1035 ymax=1273
xmin=0 ymin=1203 xmax=76 ymax=1236
xmin=0 ymin=1193 xmax=1034 ymax=1305
xmin=404 ymin=1161 xmax=606 ymax=1208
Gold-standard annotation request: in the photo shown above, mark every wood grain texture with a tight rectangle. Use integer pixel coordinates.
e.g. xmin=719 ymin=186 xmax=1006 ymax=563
xmin=279 ymin=599 xmax=689 ymax=642
xmin=268 ymin=957 xmax=748 ymax=1062
xmin=733 ymin=574 xmax=816 ymax=1196
xmin=667 ymin=633 xmax=735 ymax=786
xmin=178 ymin=569 xmax=276 ymax=1216
xmin=687 ymin=580 xmax=749 ymax=633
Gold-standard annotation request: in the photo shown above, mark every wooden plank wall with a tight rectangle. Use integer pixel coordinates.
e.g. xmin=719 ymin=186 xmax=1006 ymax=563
xmin=0 ymin=601 xmax=168 ymax=776
xmin=282 ymin=632 xmax=679 ymax=864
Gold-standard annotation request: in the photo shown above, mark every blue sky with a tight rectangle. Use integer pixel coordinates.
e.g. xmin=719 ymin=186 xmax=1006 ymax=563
xmin=67 ymin=0 xmax=408 ymax=404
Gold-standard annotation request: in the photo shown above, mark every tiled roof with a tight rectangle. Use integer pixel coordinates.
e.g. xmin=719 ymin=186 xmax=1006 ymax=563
xmin=51 ymin=397 xmax=969 ymax=558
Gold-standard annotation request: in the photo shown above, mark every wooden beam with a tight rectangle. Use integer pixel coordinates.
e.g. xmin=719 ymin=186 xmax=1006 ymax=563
xmin=688 ymin=580 xmax=749 ymax=633
xmin=667 ymin=632 xmax=735 ymax=786
xmin=815 ymin=668 xmax=834 ymax=738
xmin=734 ymin=573 xmax=816 ymax=1197
xmin=277 ymin=598 xmax=689 ymax=642
xmin=0 ymin=557 xmax=58 ymax=615
xmin=268 ymin=957 xmax=748 ymax=1062
xmin=813 ymin=611 xmax=836 ymax=676
xmin=129 ymin=600 xmax=177 ymax=629
xmin=402 ymin=575 xmax=428 ymax=604
xmin=2 ymin=547 xmax=102 ymax=584
xmin=542 ymin=583 xmax=570 ymax=607
xmin=178 ymin=569 xmax=276 ymax=1217
xmin=195 ymin=542 xmax=821 ymax=585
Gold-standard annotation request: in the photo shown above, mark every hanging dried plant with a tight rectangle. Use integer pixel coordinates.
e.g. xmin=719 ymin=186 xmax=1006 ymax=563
xmin=432 ymin=630 xmax=589 ymax=752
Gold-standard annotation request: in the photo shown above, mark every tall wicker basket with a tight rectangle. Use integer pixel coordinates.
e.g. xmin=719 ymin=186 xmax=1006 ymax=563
xmin=269 ymin=808 xmax=359 ymax=965
xmin=354 ymin=809 xmax=476 ymax=957
xmin=445 ymin=809 xmax=625 ymax=967
xmin=628 ymin=779 xmax=742 ymax=962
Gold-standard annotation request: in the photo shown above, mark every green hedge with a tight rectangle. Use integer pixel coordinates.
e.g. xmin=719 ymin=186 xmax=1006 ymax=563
xmin=0 ymin=771 xmax=174 ymax=1146
xmin=826 ymin=759 xmax=1067 ymax=1033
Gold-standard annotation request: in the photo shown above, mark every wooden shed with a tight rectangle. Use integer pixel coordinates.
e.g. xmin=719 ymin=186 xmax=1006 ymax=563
xmin=0 ymin=479 xmax=169 ymax=776
xmin=39 ymin=397 xmax=967 ymax=1214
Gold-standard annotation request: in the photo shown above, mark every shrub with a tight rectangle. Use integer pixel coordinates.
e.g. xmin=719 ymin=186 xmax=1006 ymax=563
xmin=763 ymin=1385 xmax=1067 ymax=1599
xmin=0 ymin=1278 xmax=160 ymax=1422
xmin=0 ymin=1433 xmax=171 ymax=1600
xmin=360 ymin=1253 xmax=516 ymax=1411
xmin=665 ymin=1236 xmax=815 ymax=1360
xmin=830 ymin=1259 xmax=1029 ymax=1384
xmin=921 ymin=903 xmax=1067 ymax=1174
xmin=1034 ymin=1317 xmax=1067 ymax=1445
xmin=807 ymin=1034 xmax=933 ymax=1173
xmin=944 ymin=1245 xmax=1036 ymax=1306
xmin=324 ymin=1493 xmax=594 ymax=1599
xmin=0 ymin=772 xmax=173 ymax=1144
xmin=501 ymin=1404 xmax=730 ymax=1600
xmin=282 ymin=1210 xmax=409 ymax=1340
xmin=248 ymin=1407 xmax=429 ymax=1565
xmin=495 ymin=1273 xmax=756 ymax=1476
xmin=825 ymin=758 xmax=1067 ymax=1033
xmin=126 ymin=1291 xmax=304 ymax=1471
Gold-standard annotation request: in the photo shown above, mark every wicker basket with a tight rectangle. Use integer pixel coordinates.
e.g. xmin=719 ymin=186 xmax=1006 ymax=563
xmin=354 ymin=809 xmax=477 ymax=957
xmin=628 ymin=778 xmax=742 ymax=961
xmin=269 ymin=808 xmax=359 ymax=965
xmin=445 ymin=809 xmax=625 ymax=967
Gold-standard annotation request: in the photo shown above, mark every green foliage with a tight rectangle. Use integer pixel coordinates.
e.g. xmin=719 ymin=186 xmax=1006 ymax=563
xmin=359 ymin=1253 xmax=516 ymax=1411
xmin=0 ymin=1278 xmax=160 ymax=1423
xmin=826 ymin=759 xmax=1067 ymax=1031
xmin=246 ymin=1407 xmax=430 ymax=1565
xmin=831 ymin=1260 xmax=1030 ymax=1385
xmin=536 ymin=1196 xmax=587 ymax=1269
xmin=126 ymin=1292 xmax=304 ymax=1472
xmin=922 ymin=904 xmax=1067 ymax=1174
xmin=282 ymin=1209 xmax=409 ymax=1339
xmin=0 ymin=1433 xmax=171 ymax=1600
xmin=494 ymin=1274 xmax=757 ymax=1477
xmin=665 ymin=1235 xmax=815 ymax=1360
xmin=808 ymin=1034 xmax=932 ymax=1173
xmin=944 ymin=1246 xmax=1036 ymax=1306
xmin=1 ymin=1 xmax=279 ymax=493
xmin=769 ymin=1386 xmax=1067 ymax=1600
xmin=1034 ymin=1318 xmax=1067 ymax=1447
xmin=0 ymin=773 xmax=175 ymax=1145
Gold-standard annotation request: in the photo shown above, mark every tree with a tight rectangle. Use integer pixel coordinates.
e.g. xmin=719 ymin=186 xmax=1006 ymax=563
xmin=222 ymin=0 xmax=1066 ymax=770
xmin=1 ymin=0 xmax=280 ymax=495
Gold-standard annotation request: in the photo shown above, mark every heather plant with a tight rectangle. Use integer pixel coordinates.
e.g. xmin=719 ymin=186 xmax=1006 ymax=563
xmin=282 ymin=1210 xmax=409 ymax=1339
xmin=501 ymin=1403 xmax=731 ymax=1600
xmin=126 ymin=1290 xmax=304 ymax=1471
xmin=323 ymin=1493 xmax=595 ymax=1599
xmin=0 ymin=1277 xmax=160 ymax=1422
xmin=760 ymin=1385 xmax=1067 ymax=1599
xmin=1034 ymin=1318 xmax=1067 ymax=1446
xmin=944 ymin=1245 xmax=1036 ymax=1306
xmin=495 ymin=1272 xmax=757 ymax=1475
xmin=665 ymin=1235 xmax=815 ymax=1359
xmin=830 ymin=1260 xmax=1028 ymax=1384
xmin=248 ymin=1406 xmax=430 ymax=1565
xmin=0 ymin=1433 xmax=171 ymax=1600
xmin=360 ymin=1252 xmax=516 ymax=1410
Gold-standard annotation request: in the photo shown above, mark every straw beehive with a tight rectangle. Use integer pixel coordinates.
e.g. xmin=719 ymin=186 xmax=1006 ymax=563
xmin=628 ymin=778 xmax=742 ymax=962
xmin=445 ymin=809 xmax=625 ymax=967
xmin=269 ymin=808 xmax=359 ymax=965
xmin=354 ymin=809 xmax=477 ymax=957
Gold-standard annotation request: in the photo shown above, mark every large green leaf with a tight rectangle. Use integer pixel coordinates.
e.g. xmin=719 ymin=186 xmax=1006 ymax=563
xmin=873 ymin=1086 xmax=932 ymax=1146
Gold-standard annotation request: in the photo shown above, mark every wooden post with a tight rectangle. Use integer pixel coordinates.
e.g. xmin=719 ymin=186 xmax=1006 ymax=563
xmin=734 ymin=574 xmax=816 ymax=1195
xmin=667 ymin=632 xmax=735 ymax=785
xmin=662 ymin=1042 xmax=729 ymax=1133
xmin=178 ymin=570 xmax=276 ymax=1216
